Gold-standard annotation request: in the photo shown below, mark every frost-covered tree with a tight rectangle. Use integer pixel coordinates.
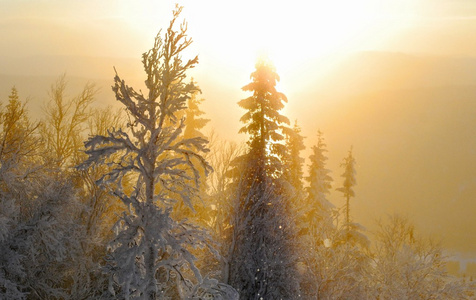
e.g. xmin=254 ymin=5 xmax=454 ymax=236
xmin=282 ymin=120 xmax=305 ymax=193
xmin=306 ymin=130 xmax=334 ymax=215
xmin=238 ymin=58 xmax=290 ymax=180
xmin=227 ymin=58 xmax=300 ymax=299
xmin=298 ymin=130 xmax=336 ymax=298
xmin=80 ymin=6 xmax=235 ymax=299
xmin=203 ymin=133 xmax=245 ymax=282
xmin=0 ymin=87 xmax=40 ymax=165
xmin=367 ymin=215 xmax=469 ymax=299
xmin=0 ymin=87 xmax=101 ymax=299
xmin=228 ymin=179 xmax=301 ymax=300
xmin=304 ymin=130 xmax=334 ymax=236
xmin=172 ymin=81 xmax=210 ymax=221
xmin=0 ymin=177 xmax=27 ymax=300
xmin=296 ymin=145 xmax=369 ymax=299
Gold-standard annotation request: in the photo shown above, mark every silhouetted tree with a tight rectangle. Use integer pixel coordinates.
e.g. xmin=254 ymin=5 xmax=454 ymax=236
xmin=183 ymin=80 xmax=210 ymax=140
xmin=336 ymin=146 xmax=356 ymax=231
xmin=238 ymin=58 xmax=290 ymax=180
xmin=228 ymin=58 xmax=300 ymax=299
xmin=172 ymin=80 xmax=211 ymax=221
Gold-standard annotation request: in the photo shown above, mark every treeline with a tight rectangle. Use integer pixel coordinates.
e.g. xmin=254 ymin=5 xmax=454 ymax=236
xmin=0 ymin=5 xmax=474 ymax=300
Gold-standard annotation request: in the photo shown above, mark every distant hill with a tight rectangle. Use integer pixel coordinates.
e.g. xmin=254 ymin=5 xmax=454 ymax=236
xmin=0 ymin=55 xmax=145 ymax=116
xmin=320 ymin=86 xmax=476 ymax=253
xmin=292 ymin=52 xmax=476 ymax=254
xmin=317 ymin=51 xmax=476 ymax=96
xmin=0 ymin=55 xmax=141 ymax=78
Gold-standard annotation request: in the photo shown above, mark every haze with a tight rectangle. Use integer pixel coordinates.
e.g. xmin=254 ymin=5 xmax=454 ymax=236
xmin=1 ymin=0 xmax=476 ymax=261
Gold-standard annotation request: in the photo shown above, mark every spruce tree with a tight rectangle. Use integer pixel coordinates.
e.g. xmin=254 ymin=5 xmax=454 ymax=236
xmin=238 ymin=58 xmax=290 ymax=180
xmin=183 ymin=80 xmax=210 ymax=140
xmin=0 ymin=87 xmax=40 ymax=164
xmin=282 ymin=120 xmax=305 ymax=193
xmin=336 ymin=146 xmax=356 ymax=230
xmin=299 ymin=131 xmax=335 ymax=298
xmin=336 ymin=147 xmax=369 ymax=248
xmin=228 ymin=58 xmax=300 ymax=299
xmin=306 ymin=130 xmax=334 ymax=226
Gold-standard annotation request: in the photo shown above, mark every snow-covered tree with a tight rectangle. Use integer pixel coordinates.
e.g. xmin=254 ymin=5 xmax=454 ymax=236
xmin=80 ymin=6 xmax=234 ymax=299
xmin=306 ymin=131 xmax=332 ymax=201
xmin=0 ymin=88 xmax=98 ymax=298
xmin=0 ymin=192 xmax=26 ymax=299
xmin=0 ymin=87 xmax=40 ymax=165
xmin=172 ymin=81 xmax=210 ymax=222
xmin=282 ymin=120 xmax=305 ymax=193
xmin=296 ymin=145 xmax=369 ymax=299
xmin=304 ymin=130 xmax=334 ymax=237
xmin=367 ymin=215 xmax=469 ymax=299
xmin=227 ymin=58 xmax=300 ymax=299
xmin=238 ymin=57 xmax=290 ymax=180
xmin=334 ymin=146 xmax=370 ymax=249
xmin=228 ymin=179 xmax=301 ymax=299
xmin=298 ymin=131 xmax=336 ymax=298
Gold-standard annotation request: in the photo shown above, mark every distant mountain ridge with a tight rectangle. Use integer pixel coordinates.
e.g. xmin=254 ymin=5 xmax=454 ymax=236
xmin=313 ymin=51 xmax=476 ymax=97
xmin=295 ymin=52 xmax=476 ymax=254
xmin=0 ymin=55 xmax=141 ymax=79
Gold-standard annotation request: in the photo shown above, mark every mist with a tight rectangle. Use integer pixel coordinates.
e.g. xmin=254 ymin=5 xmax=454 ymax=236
xmin=1 ymin=0 xmax=476 ymax=296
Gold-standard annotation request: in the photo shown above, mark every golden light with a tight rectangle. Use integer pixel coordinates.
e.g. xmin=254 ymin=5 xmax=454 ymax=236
xmin=178 ymin=0 xmax=416 ymax=80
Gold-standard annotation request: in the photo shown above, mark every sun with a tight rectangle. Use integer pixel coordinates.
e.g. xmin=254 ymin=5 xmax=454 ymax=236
xmin=175 ymin=0 xmax=415 ymax=93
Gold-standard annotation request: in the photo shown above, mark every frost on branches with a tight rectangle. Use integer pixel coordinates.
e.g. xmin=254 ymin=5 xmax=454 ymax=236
xmin=228 ymin=177 xmax=301 ymax=300
xmin=227 ymin=58 xmax=301 ymax=299
xmin=80 ymin=6 xmax=236 ymax=299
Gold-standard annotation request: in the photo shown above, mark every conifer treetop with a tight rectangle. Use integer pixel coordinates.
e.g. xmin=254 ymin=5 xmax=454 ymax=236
xmin=237 ymin=57 xmax=290 ymax=178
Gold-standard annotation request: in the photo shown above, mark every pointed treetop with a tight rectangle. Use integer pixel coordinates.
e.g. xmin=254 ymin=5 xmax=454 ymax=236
xmin=306 ymin=130 xmax=334 ymax=211
xmin=282 ymin=119 xmax=305 ymax=192
xmin=337 ymin=146 xmax=356 ymax=197
xmin=237 ymin=57 xmax=290 ymax=178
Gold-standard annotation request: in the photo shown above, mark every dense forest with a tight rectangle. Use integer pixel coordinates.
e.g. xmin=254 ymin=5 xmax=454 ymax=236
xmin=0 ymin=6 xmax=474 ymax=299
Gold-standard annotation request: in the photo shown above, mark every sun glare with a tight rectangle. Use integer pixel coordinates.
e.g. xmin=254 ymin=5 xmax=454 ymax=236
xmin=177 ymin=0 xmax=415 ymax=91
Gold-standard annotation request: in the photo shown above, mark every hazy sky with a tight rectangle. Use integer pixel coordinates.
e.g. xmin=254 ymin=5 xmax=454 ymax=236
xmin=2 ymin=0 xmax=476 ymax=148
xmin=2 ymin=0 xmax=476 ymax=65
xmin=2 ymin=0 xmax=476 ymax=126
xmin=2 ymin=0 xmax=476 ymax=254
xmin=1 ymin=0 xmax=476 ymax=107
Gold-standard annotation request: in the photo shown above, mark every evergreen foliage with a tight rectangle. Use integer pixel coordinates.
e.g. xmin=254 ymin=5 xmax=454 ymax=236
xmin=228 ymin=58 xmax=301 ymax=299
xmin=282 ymin=120 xmax=306 ymax=193
xmin=238 ymin=58 xmax=290 ymax=179
xmin=336 ymin=146 xmax=356 ymax=229
xmin=228 ymin=180 xmax=301 ymax=299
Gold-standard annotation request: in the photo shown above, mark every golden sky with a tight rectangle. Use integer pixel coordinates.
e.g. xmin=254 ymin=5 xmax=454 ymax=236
xmin=2 ymin=0 xmax=476 ymax=106
xmin=2 ymin=0 xmax=476 ymax=254
xmin=2 ymin=0 xmax=476 ymax=65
